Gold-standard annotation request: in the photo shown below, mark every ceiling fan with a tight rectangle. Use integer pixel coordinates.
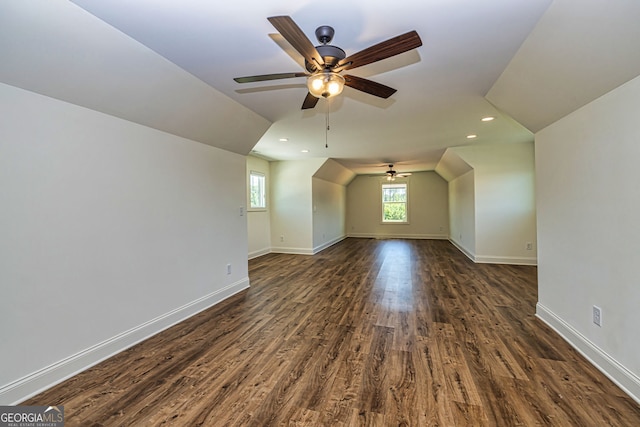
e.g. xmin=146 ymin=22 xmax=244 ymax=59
xmin=233 ymin=16 xmax=422 ymax=109
xmin=384 ymin=164 xmax=412 ymax=181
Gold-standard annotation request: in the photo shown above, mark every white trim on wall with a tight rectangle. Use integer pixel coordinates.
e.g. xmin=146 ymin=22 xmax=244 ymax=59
xmin=475 ymin=255 xmax=537 ymax=266
xmin=270 ymin=246 xmax=315 ymax=255
xmin=251 ymin=236 xmax=346 ymax=259
xmin=449 ymin=238 xmax=537 ymax=266
xmin=449 ymin=238 xmax=475 ymax=261
xmin=348 ymin=233 xmax=449 ymax=240
xmin=313 ymin=235 xmax=347 ymax=254
xmin=1 ymin=280 xmax=249 ymax=405
xmin=536 ymin=303 xmax=640 ymax=405
xmin=248 ymin=248 xmax=271 ymax=260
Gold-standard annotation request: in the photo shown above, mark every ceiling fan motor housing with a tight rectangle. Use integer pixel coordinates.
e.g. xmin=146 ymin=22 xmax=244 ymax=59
xmin=305 ymin=44 xmax=346 ymax=72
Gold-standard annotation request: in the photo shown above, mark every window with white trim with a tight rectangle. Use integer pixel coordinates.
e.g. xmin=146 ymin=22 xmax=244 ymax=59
xmin=382 ymin=182 xmax=408 ymax=223
xmin=249 ymin=171 xmax=266 ymax=209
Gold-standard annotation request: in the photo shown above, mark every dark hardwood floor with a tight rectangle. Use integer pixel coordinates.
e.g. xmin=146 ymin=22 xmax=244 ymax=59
xmin=25 ymin=238 xmax=640 ymax=426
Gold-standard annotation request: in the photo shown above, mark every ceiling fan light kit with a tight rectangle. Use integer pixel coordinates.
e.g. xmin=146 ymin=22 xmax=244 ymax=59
xmin=307 ymin=71 xmax=345 ymax=98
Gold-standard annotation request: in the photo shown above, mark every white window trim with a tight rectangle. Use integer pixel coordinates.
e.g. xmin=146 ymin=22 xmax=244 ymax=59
xmin=249 ymin=170 xmax=267 ymax=211
xmin=381 ymin=180 xmax=410 ymax=224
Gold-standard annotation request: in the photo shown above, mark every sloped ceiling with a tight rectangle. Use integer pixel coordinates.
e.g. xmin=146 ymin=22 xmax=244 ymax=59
xmin=2 ymin=0 xmax=640 ymax=172
xmin=435 ymin=150 xmax=473 ymax=182
xmin=0 ymin=1 xmax=270 ymax=155
xmin=313 ymin=159 xmax=357 ymax=186
xmin=487 ymin=0 xmax=640 ymax=133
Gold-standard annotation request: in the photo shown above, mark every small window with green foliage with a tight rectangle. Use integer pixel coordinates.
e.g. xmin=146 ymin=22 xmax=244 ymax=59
xmin=249 ymin=171 xmax=266 ymax=209
xmin=382 ymin=183 xmax=408 ymax=223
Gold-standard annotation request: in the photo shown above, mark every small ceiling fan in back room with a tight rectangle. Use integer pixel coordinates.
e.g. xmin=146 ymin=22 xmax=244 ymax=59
xmin=233 ymin=16 xmax=422 ymax=109
xmin=373 ymin=164 xmax=412 ymax=181
xmin=385 ymin=164 xmax=412 ymax=181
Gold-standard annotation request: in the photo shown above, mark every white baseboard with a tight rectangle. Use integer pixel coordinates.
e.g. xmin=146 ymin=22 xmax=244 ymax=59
xmin=475 ymin=254 xmax=537 ymax=266
xmin=449 ymin=238 xmax=475 ymax=261
xmin=313 ymin=235 xmax=347 ymax=254
xmin=536 ymin=303 xmax=640 ymax=404
xmin=251 ymin=236 xmax=346 ymax=258
xmin=248 ymin=247 xmax=270 ymax=260
xmin=449 ymin=239 xmax=537 ymax=265
xmin=348 ymin=233 xmax=449 ymax=240
xmin=270 ymin=246 xmax=314 ymax=255
xmin=1 ymin=279 xmax=250 ymax=405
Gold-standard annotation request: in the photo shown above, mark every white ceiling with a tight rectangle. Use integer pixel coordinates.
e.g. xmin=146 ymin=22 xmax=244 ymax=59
xmin=3 ymin=0 xmax=640 ymax=176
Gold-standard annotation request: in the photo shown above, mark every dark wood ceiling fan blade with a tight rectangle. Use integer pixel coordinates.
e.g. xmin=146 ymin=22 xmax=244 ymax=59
xmin=268 ymin=16 xmax=324 ymax=70
xmin=301 ymin=92 xmax=319 ymax=109
xmin=343 ymin=75 xmax=397 ymax=99
xmin=336 ymin=30 xmax=422 ymax=71
xmin=234 ymin=72 xmax=307 ymax=83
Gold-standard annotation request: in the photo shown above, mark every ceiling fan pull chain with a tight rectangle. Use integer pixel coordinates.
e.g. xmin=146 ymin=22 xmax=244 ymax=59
xmin=325 ymin=98 xmax=330 ymax=148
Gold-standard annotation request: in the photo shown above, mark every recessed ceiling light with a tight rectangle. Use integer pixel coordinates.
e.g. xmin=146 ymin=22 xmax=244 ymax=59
xmin=466 ymin=134 xmax=477 ymax=139
xmin=481 ymin=116 xmax=495 ymax=122
xmin=279 ymin=138 xmax=289 ymax=142
xmin=301 ymin=149 xmax=309 ymax=153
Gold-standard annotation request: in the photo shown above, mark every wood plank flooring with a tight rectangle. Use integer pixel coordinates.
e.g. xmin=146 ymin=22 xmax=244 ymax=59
xmin=25 ymin=238 xmax=640 ymax=426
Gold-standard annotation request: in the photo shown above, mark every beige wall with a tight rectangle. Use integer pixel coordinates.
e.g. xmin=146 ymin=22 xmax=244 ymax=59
xmin=346 ymin=171 xmax=449 ymax=239
xmin=448 ymin=170 xmax=476 ymax=258
xmin=247 ymin=158 xmax=350 ymax=256
xmin=535 ymin=74 xmax=640 ymax=401
xmin=312 ymin=177 xmax=347 ymax=252
xmin=269 ymin=158 xmax=326 ymax=254
xmin=446 ymin=141 xmax=537 ymax=265
xmin=0 ymin=83 xmax=250 ymax=404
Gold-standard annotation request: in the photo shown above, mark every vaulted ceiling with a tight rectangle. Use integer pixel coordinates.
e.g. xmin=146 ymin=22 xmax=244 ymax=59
xmin=2 ymin=0 xmax=639 ymax=176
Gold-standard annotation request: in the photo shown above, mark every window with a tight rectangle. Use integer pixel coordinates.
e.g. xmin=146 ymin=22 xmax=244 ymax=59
xmin=249 ymin=171 xmax=266 ymax=209
xmin=382 ymin=183 xmax=408 ymax=223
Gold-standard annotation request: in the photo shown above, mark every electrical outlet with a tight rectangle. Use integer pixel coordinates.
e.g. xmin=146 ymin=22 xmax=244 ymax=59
xmin=593 ymin=305 xmax=602 ymax=327
xmin=280 ymin=235 xmax=284 ymax=242
xmin=526 ymin=242 xmax=533 ymax=250
xmin=226 ymin=264 xmax=231 ymax=275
